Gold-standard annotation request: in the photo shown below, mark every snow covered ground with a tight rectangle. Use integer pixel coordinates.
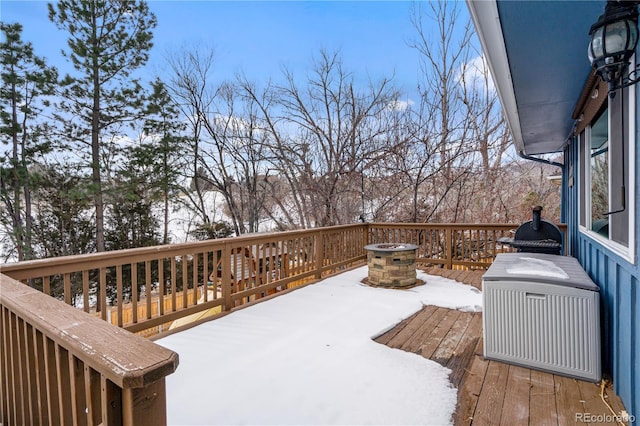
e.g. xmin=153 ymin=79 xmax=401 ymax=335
xmin=157 ymin=266 xmax=483 ymax=425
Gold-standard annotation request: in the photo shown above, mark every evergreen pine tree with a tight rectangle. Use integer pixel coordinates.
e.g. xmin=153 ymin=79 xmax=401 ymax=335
xmin=0 ymin=22 xmax=58 ymax=261
xmin=142 ymin=78 xmax=188 ymax=244
xmin=48 ymin=0 xmax=157 ymax=252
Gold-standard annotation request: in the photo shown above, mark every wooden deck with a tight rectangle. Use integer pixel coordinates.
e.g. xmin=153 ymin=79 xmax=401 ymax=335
xmin=375 ymin=268 xmax=630 ymax=426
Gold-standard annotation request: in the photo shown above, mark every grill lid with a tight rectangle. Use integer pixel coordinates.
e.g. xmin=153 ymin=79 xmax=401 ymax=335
xmin=498 ymin=206 xmax=562 ymax=253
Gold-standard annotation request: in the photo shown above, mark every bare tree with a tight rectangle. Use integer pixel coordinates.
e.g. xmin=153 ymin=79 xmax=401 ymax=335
xmin=407 ymin=1 xmax=479 ymax=222
xmin=407 ymin=0 xmax=516 ymax=224
xmin=167 ymin=47 xmax=272 ymax=235
xmin=245 ymin=50 xmax=399 ymax=227
xmin=199 ymin=82 xmax=272 ymax=234
xmin=238 ymin=78 xmax=311 ymax=229
xmin=457 ymin=52 xmax=513 ymax=222
xmin=166 ymin=47 xmax=214 ymax=230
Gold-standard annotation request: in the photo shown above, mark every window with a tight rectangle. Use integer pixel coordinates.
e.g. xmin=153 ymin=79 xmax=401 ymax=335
xmin=590 ymin=109 xmax=609 ymax=236
xmin=579 ymin=85 xmax=635 ymax=262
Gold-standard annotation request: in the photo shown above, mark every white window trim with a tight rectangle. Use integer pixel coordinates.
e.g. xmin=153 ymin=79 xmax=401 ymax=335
xmin=578 ymin=84 xmax=636 ymax=264
xmin=629 ymin=83 xmax=636 ymax=263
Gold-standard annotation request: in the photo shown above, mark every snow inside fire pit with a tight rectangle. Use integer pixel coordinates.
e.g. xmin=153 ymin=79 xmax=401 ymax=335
xmin=374 ymin=243 xmax=408 ymax=250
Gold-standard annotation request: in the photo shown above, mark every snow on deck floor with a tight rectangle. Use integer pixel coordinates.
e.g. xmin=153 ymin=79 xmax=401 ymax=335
xmin=157 ymin=266 xmax=483 ymax=425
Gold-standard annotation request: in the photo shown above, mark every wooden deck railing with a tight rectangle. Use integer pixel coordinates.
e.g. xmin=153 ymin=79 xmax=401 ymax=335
xmin=0 ymin=221 xmax=568 ymax=424
xmin=0 ymin=223 xmax=554 ymax=339
xmin=0 ymin=225 xmax=369 ymax=337
xmin=0 ymin=222 xmax=569 ymax=339
xmin=0 ymin=273 xmax=178 ymax=425
xmin=367 ymin=223 xmax=523 ymax=269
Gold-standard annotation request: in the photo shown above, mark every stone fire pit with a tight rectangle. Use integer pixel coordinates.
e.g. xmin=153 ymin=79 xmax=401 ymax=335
xmin=364 ymin=243 xmax=420 ymax=288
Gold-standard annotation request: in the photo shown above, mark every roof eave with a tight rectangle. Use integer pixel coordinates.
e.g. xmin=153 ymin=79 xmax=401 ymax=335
xmin=467 ymin=0 xmax=526 ymax=155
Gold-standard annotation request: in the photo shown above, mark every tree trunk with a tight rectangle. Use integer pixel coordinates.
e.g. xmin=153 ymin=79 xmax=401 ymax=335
xmin=10 ymin=77 xmax=24 ymax=261
xmin=91 ymin=7 xmax=105 ymax=253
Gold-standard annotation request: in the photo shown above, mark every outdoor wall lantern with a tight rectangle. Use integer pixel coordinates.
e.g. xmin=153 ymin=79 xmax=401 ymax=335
xmin=588 ymin=0 xmax=640 ymax=97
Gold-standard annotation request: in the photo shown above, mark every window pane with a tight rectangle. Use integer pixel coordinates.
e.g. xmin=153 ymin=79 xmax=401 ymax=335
xmin=608 ymin=88 xmax=629 ymax=247
xmin=590 ymin=109 xmax=609 ymax=237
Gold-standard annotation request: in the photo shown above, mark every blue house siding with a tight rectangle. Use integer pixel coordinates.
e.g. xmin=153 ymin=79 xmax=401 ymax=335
xmin=578 ymin=238 xmax=638 ymax=419
xmin=565 ymin=135 xmax=639 ymax=418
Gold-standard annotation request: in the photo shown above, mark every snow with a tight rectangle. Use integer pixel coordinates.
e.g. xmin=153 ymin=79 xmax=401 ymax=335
xmin=157 ymin=266 xmax=483 ymax=425
xmin=165 ymin=190 xmax=283 ymax=244
xmin=505 ymin=256 xmax=570 ymax=279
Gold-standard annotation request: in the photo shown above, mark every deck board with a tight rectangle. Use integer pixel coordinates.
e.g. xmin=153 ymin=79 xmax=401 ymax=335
xmin=446 ymin=313 xmax=482 ymax=388
xmin=374 ymin=267 xmax=630 ymax=426
xmin=555 ymin=375 xmax=585 ymax=425
xmin=576 ymin=380 xmax=621 ymax=426
xmin=419 ymin=309 xmax=462 ymax=358
xmin=453 ymin=339 xmax=489 ymax=425
xmin=406 ymin=308 xmax=451 ymax=354
xmin=385 ymin=305 xmax=441 ymax=349
xmin=431 ymin=312 xmax=474 ymax=366
xmin=529 ymin=369 xmax=558 ymax=425
xmin=473 ymin=360 xmax=509 ymax=425
xmin=500 ymin=365 xmax=530 ymax=426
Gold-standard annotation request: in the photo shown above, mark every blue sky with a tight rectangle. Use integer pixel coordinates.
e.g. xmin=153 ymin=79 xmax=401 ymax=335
xmin=2 ymin=1 xmax=473 ymax=99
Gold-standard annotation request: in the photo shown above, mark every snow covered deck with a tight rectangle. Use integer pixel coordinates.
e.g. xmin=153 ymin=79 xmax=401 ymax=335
xmin=156 ymin=267 xmax=628 ymax=425
xmin=157 ymin=267 xmax=482 ymax=424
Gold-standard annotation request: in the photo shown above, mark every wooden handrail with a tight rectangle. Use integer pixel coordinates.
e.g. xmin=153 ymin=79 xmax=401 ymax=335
xmin=0 ymin=225 xmax=359 ymax=278
xmin=0 ymin=273 xmax=178 ymax=425
xmin=0 ymin=224 xmax=369 ymax=336
xmin=0 ymin=222 xmax=568 ymax=338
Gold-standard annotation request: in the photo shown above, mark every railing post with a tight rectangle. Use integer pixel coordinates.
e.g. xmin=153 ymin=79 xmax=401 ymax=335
xmin=445 ymin=227 xmax=453 ymax=270
xmin=222 ymin=243 xmax=232 ymax=311
xmin=363 ymin=223 xmax=370 ymax=248
xmin=315 ymin=230 xmax=323 ymax=279
xmin=122 ymin=379 xmax=167 ymax=425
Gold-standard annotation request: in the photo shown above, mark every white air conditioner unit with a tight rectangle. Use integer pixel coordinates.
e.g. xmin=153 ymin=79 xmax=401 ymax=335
xmin=482 ymin=253 xmax=601 ymax=382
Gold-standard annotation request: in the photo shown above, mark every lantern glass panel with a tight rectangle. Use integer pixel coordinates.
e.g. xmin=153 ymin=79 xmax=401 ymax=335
xmin=604 ymin=20 xmax=631 ymax=55
xmin=589 ymin=26 xmax=604 ymax=62
xmin=629 ymin=21 xmax=638 ymax=49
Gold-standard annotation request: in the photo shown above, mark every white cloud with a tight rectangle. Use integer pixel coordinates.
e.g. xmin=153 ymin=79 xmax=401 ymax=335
xmin=110 ymin=134 xmax=137 ymax=148
xmin=386 ymin=98 xmax=415 ymax=111
xmin=458 ymin=54 xmax=496 ymax=95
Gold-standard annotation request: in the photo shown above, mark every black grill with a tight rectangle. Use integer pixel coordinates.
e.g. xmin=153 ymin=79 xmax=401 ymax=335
xmin=498 ymin=206 xmax=563 ymax=255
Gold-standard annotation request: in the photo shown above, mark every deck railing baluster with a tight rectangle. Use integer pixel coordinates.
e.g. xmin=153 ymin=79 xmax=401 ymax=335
xmin=170 ymin=257 xmax=177 ymax=312
xmin=131 ymin=263 xmax=138 ymax=325
xmin=116 ymin=265 xmax=123 ymax=327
